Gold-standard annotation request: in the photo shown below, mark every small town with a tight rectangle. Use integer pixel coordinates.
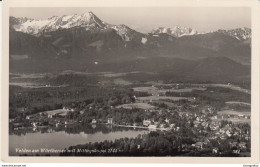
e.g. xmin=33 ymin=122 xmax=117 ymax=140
xmin=9 ymin=82 xmax=251 ymax=156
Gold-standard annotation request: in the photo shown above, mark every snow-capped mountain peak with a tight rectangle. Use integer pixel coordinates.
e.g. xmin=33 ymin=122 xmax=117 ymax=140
xmin=13 ymin=10 xmax=143 ymax=42
xmin=10 ymin=11 xmax=139 ymax=41
xmin=11 ymin=11 xmax=106 ymax=35
xmin=10 ymin=12 xmax=251 ymax=43
xmin=151 ymin=26 xmax=198 ymax=37
xmin=105 ymin=24 xmax=138 ymax=41
xmin=217 ymin=27 xmax=251 ymax=40
xmin=80 ymin=11 xmax=100 ymax=25
xmin=10 ymin=16 xmax=34 ymax=25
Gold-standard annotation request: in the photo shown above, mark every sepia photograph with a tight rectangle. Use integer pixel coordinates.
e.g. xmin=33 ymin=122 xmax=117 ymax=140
xmin=1 ymin=0 xmax=260 ymax=164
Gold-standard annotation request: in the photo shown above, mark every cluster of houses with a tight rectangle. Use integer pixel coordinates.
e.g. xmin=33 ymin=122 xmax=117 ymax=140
xmin=25 ymin=112 xmax=57 ymax=120
xmin=212 ymin=113 xmax=250 ymax=120
xmin=62 ymin=107 xmax=75 ymax=112
xmin=24 ymin=106 xmax=77 ymax=121
xmin=142 ymin=118 xmax=178 ymax=130
xmin=211 ymin=141 xmax=248 ymax=155
xmin=182 ymin=136 xmax=249 ymax=155
xmin=11 ymin=106 xmax=80 ymax=131
xmin=171 ymin=108 xmax=250 ymax=155
xmin=11 ymin=100 xmax=250 ymax=155
xmin=91 ymin=118 xmax=113 ymax=124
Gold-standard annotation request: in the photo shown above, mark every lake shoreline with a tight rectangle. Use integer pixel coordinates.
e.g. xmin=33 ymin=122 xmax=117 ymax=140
xmin=99 ymin=123 xmax=169 ymax=131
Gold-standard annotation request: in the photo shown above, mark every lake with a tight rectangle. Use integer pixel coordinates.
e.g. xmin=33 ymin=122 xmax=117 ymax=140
xmin=9 ymin=124 xmax=148 ymax=156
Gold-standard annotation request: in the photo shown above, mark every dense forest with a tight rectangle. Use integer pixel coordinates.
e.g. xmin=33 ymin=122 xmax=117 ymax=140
xmin=9 ymin=84 xmax=135 ymax=118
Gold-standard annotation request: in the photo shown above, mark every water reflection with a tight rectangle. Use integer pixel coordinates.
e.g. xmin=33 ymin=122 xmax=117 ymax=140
xmin=9 ymin=124 xmax=148 ymax=156
xmin=10 ymin=124 xmax=147 ymax=136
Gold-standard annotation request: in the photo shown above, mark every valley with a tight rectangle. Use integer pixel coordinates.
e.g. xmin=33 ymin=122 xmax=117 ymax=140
xmin=8 ymin=10 xmax=252 ymax=157
xmin=9 ymin=72 xmax=251 ymax=156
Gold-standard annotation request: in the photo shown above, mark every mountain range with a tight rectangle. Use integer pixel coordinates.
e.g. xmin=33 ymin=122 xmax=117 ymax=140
xmin=9 ymin=11 xmax=251 ymax=82
xmin=10 ymin=12 xmax=251 ymax=40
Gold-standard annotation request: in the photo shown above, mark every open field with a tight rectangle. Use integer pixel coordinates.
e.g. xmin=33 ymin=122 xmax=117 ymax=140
xmin=152 ymin=83 xmax=250 ymax=94
xmin=154 ymin=101 xmax=177 ymax=107
xmin=133 ymin=86 xmax=206 ymax=95
xmin=116 ymin=103 xmax=155 ymax=110
xmin=10 ymin=82 xmax=44 ymax=88
xmin=42 ymin=108 xmax=71 ymax=116
xmin=162 ymin=88 xmax=206 ymax=93
xmin=213 ymin=118 xmax=250 ymax=124
xmin=113 ymin=78 xmax=132 ymax=85
xmin=132 ymin=86 xmax=158 ymax=94
xmin=10 ymin=73 xmax=46 ymax=79
xmin=204 ymin=84 xmax=250 ymax=94
xmin=9 ymin=82 xmax=67 ymax=88
xmin=225 ymin=101 xmax=251 ymax=106
xmin=217 ymin=110 xmax=250 ymax=116
xmin=212 ymin=110 xmax=250 ymax=124
xmin=136 ymin=96 xmax=192 ymax=102
xmin=188 ymin=83 xmax=249 ymax=94
xmin=101 ymin=71 xmax=140 ymax=78
xmin=226 ymin=118 xmax=251 ymax=124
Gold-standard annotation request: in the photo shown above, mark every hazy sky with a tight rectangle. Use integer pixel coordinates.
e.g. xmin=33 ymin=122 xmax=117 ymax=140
xmin=10 ymin=7 xmax=251 ymax=33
